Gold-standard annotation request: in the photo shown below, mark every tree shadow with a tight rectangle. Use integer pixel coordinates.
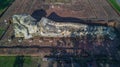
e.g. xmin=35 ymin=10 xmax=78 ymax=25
xmin=31 ymin=9 xmax=47 ymax=22
xmin=47 ymin=12 xmax=107 ymax=26
xmin=47 ymin=12 xmax=85 ymax=23
xmin=30 ymin=9 xmax=120 ymax=67
xmin=13 ymin=55 xmax=24 ymax=67
xmin=31 ymin=9 xmax=107 ymax=26
xmin=38 ymin=64 xmax=41 ymax=67
xmin=44 ymin=47 xmax=91 ymax=67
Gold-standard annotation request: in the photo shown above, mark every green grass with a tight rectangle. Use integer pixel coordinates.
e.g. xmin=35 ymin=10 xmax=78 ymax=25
xmin=0 ymin=56 xmax=32 ymax=67
xmin=0 ymin=28 xmax=4 ymax=36
xmin=24 ymin=56 xmax=32 ymax=64
xmin=0 ymin=56 xmax=16 ymax=67
xmin=108 ymin=0 xmax=120 ymax=13
xmin=0 ymin=0 xmax=14 ymax=14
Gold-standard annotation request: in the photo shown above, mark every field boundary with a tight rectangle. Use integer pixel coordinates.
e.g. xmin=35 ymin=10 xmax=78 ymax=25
xmin=0 ymin=0 xmax=15 ymax=18
xmin=107 ymin=0 xmax=120 ymax=15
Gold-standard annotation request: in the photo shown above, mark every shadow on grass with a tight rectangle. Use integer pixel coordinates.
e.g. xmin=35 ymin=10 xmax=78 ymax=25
xmin=13 ymin=55 xmax=24 ymax=67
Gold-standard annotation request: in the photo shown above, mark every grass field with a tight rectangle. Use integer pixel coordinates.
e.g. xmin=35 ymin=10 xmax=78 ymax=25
xmin=0 ymin=28 xmax=4 ymax=36
xmin=0 ymin=56 xmax=32 ymax=67
xmin=0 ymin=0 xmax=14 ymax=15
xmin=0 ymin=56 xmax=15 ymax=67
xmin=108 ymin=0 xmax=120 ymax=13
xmin=0 ymin=56 xmax=43 ymax=67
